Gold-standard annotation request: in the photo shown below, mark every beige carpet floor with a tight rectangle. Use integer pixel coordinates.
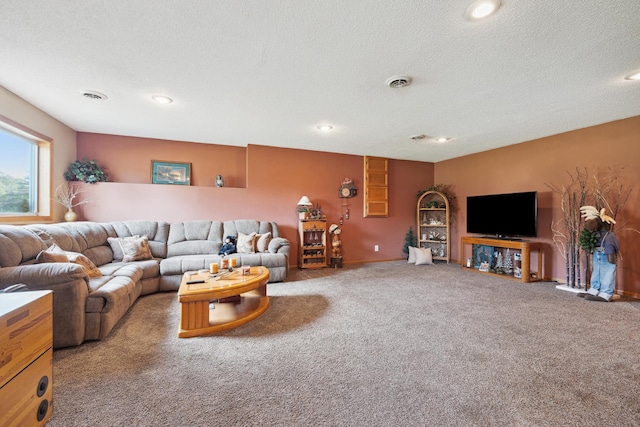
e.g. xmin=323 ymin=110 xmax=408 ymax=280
xmin=48 ymin=261 xmax=640 ymax=426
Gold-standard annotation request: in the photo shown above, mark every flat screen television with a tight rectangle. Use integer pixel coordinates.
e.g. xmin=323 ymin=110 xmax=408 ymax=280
xmin=466 ymin=191 xmax=537 ymax=238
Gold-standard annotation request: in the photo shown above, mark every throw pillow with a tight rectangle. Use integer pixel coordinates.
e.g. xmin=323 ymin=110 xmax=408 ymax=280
xmin=237 ymin=232 xmax=257 ymax=254
xmin=65 ymin=251 xmax=103 ymax=278
xmin=107 ymin=235 xmax=140 ymax=261
xmin=255 ymin=232 xmax=272 ymax=253
xmin=415 ymin=247 xmax=433 ymax=265
xmin=407 ymin=246 xmax=417 ymax=264
xmin=119 ymin=235 xmax=153 ymax=262
xmin=36 ymin=244 xmax=69 ymax=263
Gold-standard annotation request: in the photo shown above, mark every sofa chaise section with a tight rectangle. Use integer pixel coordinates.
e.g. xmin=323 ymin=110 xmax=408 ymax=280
xmin=0 ymin=225 xmax=89 ymax=348
xmin=24 ymin=222 xmax=155 ymax=344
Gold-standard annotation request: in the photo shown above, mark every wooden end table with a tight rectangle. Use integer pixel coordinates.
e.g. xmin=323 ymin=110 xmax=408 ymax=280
xmin=177 ymin=266 xmax=269 ymax=338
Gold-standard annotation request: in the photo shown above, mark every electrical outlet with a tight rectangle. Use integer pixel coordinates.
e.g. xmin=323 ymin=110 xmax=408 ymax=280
xmin=374 ymin=245 xmax=379 ymax=252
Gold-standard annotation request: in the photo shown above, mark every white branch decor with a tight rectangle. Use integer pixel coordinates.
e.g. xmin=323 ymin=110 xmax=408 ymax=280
xmin=55 ymin=183 xmax=90 ymax=209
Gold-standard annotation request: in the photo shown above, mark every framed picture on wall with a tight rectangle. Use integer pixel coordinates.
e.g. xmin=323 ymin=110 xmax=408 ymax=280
xmin=151 ymin=161 xmax=191 ymax=185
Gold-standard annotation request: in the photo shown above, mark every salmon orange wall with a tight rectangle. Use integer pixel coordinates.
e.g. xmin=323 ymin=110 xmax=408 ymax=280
xmin=76 ymin=133 xmax=435 ymax=267
xmin=435 ymin=116 xmax=640 ymax=297
xmin=77 ymin=133 xmax=247 ymax=187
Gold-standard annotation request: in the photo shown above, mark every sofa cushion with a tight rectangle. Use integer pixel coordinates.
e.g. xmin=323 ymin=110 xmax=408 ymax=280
xmin=167 ymin=221 xmax=223 ymax=257
xmin=105 ymin=221 xmax=169 ymax=259
xmin=36 ymin=244 xmax=69 ymax=263
xmin=27 ymin=224 xmax=82 ymax=253
xmin=35 ymin=244 xmax=102 ymax=278
xmin=120 ymin=236 xmax=153 ymax=262
xmin=255 ymin=232 xmax=272 ymax=253
xmin=87 ymin=264 xmax=143 ymax=294
xmin=237 ymin=232 xmax=257 ymax=254
xmin=65 ymin=251 xmax=103 ymax=278
xmin=107 ymin=236 xmax=137 ymax=261
xmin=160 ymin=255 xmax=221 ymax=276
xmin=55 ymin=222 xmax=110 ymax=253
xmin=86 ymin=273 xmax=139 ymax=313
xmin=0 ymin=226 xmax=48 ymax=267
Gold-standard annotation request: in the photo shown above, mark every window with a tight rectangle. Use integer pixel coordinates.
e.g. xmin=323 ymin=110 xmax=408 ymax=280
xmin=0 ymin=128 xmax=37 ymax=214
xmin=0 ymin=116 xmax=52 ymax=223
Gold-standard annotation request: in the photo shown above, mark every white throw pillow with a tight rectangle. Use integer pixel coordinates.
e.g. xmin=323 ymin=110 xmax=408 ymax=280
xmin=237 ymin=232 xmax=257 ymax=254
xmin=415 ymin=247 xmax=433 ymax=265
xmin=107 ymin=235 xmax=140 ymax=261
xmin=407 ymin=246 xmax=417 ymax=263
xmin=255 ymin=232 xmax=272 ymax=253
xmin=119 ymin=235 xmax=153 ymax=263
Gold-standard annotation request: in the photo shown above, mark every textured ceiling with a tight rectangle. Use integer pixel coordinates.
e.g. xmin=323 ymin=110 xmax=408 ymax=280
xmin=1 ymin=1 xmax=639 ymax=162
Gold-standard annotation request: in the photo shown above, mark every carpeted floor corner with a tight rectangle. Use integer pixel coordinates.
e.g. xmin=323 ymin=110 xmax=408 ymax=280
xmin=49 ymin=261 xmax=640 ymax=426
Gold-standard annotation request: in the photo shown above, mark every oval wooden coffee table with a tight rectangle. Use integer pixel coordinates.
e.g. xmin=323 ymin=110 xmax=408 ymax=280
xmin=177 ymin=266 xmax=269 ymax=338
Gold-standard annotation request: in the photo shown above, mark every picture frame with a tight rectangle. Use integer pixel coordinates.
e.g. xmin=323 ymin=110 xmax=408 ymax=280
xmin=151 ymin=161 xmax=191 ymax=185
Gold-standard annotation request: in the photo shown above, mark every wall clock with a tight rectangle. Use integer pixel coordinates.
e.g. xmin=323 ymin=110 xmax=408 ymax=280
xmin=338 ymin=177 xmax=357 ymax=198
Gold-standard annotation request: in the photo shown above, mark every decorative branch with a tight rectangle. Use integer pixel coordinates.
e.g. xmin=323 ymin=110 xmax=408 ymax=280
xmin=54 ymin=183 xmax=90 ymax=209
xmin=546 ymin=165 xmax=639 ymax=289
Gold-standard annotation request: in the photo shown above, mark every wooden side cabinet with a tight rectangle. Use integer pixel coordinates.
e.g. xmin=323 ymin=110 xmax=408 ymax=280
xmin=299 ymin=219 xmax=327 ymax=268
xmin=0 ymin=290 xmax=53 ymax=427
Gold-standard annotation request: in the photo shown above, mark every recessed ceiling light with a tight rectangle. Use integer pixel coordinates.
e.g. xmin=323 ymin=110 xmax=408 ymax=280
xmin=624 ymin=71 xmax=640 ymax=81
xmin=317 ymin=124 xmax=333 ymax=132
xmin=465 ymin=0 xmax=502 ymax=20
xmin=434 ymin=137 xmax=451 ymax=143
xmin=152 ymin=95 xmax=173 ymax=104
xmin=385 ymin=76 xmax=412 ymax=88
xmin=81 ymin=91 xmax=108 ymax=100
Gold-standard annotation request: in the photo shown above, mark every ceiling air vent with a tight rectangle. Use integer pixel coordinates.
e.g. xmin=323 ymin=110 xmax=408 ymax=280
xmin=385 ymin=75 xmax=412 ymax=88
xmin=82 ymin=91 xmax=108 ymax=100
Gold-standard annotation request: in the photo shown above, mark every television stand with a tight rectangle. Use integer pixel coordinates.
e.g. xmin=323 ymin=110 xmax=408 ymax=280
xmin=460 ymin=236 xmax=543 ymax=283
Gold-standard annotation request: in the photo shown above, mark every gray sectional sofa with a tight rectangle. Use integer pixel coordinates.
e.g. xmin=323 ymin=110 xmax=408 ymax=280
xmin=0 ymin=219 xmax=289 ymax=348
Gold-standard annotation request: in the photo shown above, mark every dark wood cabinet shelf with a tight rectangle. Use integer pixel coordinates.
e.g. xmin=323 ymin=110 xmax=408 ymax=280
xmin=298 ymin=219 xmax=327 ymax=269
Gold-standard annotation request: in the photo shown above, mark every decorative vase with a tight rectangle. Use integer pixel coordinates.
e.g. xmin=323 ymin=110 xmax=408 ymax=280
xmin=215 ymin=175 xmax=224 ymax=187
xmin=64 ymin=208 xmax=77 ymax=222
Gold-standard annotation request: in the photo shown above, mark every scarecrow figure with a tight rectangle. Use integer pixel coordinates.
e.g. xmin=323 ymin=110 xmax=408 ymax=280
xmin=578 ymin=206 xmax=619 ymax=302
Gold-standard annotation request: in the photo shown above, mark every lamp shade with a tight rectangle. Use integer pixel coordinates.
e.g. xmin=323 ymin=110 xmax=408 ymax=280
xmin=297 ymin=196 xmax=312 ymax=206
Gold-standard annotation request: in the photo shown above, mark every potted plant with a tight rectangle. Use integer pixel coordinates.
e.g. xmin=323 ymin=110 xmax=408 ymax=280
xmin=64 ymin=158 xmax=108 ymax=184
xmin=55 ymin=183 xmax=90 ymax=222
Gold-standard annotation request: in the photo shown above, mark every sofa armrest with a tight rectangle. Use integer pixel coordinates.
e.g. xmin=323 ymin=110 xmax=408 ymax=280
xmin=0 ymin=263 xmax=87 ymax=288
xmin=0 ymin=263 xmax=89 ymax=348
xmin=268 ymin=237 xmax=290 ymax=257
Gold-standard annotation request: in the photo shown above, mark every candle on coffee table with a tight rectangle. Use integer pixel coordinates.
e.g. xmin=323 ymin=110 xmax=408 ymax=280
xmin=210 ymin=263 xmax=219 ymax=274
